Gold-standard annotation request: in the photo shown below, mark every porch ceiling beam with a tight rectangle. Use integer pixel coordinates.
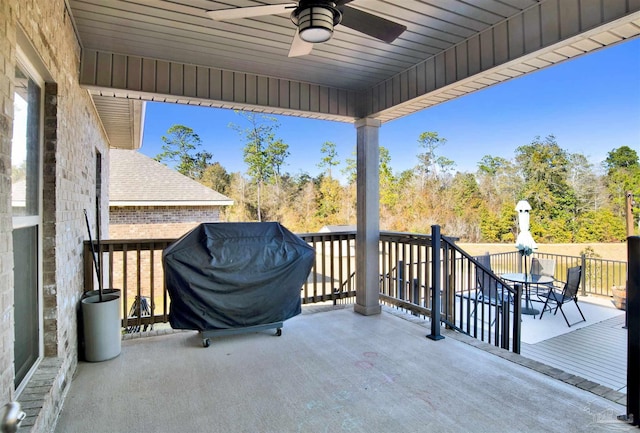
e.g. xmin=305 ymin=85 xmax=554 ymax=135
xmin=80 ymin=50 xmax=363 ymax=123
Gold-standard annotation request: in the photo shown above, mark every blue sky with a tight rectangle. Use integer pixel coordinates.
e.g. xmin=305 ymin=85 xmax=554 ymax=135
xmin=140 ymin=38 xmax=640 ymax=181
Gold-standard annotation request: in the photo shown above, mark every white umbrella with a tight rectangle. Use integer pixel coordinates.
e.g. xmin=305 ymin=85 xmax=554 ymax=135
xmin=515 ymin=200 xmax=537 ymax=273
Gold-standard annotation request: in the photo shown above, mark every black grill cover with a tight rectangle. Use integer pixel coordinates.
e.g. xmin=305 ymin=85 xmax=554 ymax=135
xmin=163 ymin=222 xmax=314 ymax=331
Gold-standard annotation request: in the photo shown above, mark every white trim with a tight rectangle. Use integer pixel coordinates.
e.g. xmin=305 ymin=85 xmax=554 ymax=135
xmin=11 ymin=215 xmax=40 ymax=229
xmin=12 ymin=32 xmax=46 ymax=393
xmin=15 ymin=27 xmax=52 ymax=82
xmin=109 ymin=201 xmax=234 ymax=207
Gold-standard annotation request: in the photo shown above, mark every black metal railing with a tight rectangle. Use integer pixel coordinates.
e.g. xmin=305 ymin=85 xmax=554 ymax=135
xmin=440 ymin=238 xmax=521 ymax=352
xmin=486 ymin=251 xmax=626 ymax=297
xmin=377 ymin=228 xmax=520 ymax=352
xmin=378 ymin=231 xmax=432 ymax=316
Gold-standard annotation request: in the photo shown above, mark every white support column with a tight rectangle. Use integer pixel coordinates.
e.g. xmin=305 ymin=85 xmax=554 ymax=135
xmin=354 ymin=117 xmax=381 ymax=316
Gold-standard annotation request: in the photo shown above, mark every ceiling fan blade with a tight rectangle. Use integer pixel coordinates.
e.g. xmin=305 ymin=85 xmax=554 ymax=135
xmin=340 ymin=5 xmax=406 ymax=43
xmin=206 ymin=3 xmax=295 ymax=21
xmin=288 ymin=30 xmax=314 ymax=57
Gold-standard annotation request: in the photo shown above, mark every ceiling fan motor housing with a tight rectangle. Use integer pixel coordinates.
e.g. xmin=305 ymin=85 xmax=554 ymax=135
xmin=291 ymin=1 xmax=342 ymax=43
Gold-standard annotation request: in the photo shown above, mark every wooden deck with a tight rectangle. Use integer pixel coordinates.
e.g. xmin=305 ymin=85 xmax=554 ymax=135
xmin=383 ymin=299 xmax=628 ymax=405
xmin=520 ymin=314 xmax=627 ymax=394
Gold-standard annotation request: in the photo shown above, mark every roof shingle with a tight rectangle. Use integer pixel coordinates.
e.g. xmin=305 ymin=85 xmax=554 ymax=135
xmin=109 ymin=149 xmax=232 ymax=206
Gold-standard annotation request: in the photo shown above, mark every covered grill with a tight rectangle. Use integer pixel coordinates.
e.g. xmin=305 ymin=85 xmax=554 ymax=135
xmin=163 ymin=222 xmax=314 ymax=346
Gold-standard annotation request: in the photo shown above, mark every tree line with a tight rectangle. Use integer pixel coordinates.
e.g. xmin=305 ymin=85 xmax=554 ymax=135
xmin=154 ymin=113 xmax=639 ymax=242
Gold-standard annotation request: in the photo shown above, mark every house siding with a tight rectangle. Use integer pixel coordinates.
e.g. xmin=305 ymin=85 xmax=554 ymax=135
xmin=1 ymin=1 xmax=111 ymax=432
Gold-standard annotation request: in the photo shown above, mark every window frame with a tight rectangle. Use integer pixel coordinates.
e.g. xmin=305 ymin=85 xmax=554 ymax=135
xmin=12 ymin=44 xmax=45 ymax=394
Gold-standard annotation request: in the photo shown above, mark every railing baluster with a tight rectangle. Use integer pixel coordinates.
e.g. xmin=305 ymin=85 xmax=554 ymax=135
xmin=149 ymin=242 xmax=155 ymax=329
xmin=107 ymin=244 xmax=114 ymax=291
xmin=162 ymin=242 xmax=169 ymax=323
xmin=347 ymin=235 xmax=353 ymax=298
xmin=417 ymin=242 xmax=423 ymax=309
xmin=386 ymin=239 xmax=392 ymax=297
xmin=339 ymin=235 xmax=345 ymax=304
xmin=135 ymin=244 xmax=142 ymax=331
xmin=329 ymin=239 xmax=340 ymax=300
xmin=408 ymin=242 xmax=414 ymax=305
xmin=122 ymin=244 xmax=128 ymax=328
xmin=310 ymin=236 xmax=317 ymax=302
xmin=397 ymin=260 xmax=404 ymax=301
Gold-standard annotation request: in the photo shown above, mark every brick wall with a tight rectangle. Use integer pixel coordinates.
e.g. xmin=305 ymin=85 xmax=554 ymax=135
xmin=0 ymin=0 xmax=15 ymax=405
xmin=110 ymin=205 xmax=221 ymax=225
xmin=109 ymin=205 xmax=222 ymax=239
xmin=1 ymin=1 xmax=111 ymax=431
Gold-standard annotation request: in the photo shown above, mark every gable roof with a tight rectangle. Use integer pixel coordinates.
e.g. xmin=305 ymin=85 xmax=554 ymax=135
xmin=109 ymin=149 xmax=233 ymax=207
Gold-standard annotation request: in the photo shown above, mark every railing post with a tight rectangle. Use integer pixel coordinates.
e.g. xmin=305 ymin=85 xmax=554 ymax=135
xmin=622 ymin=236 xmax=640 ymax=425
xmin=397 ymin=260 xmax=404 ymax=300
xmin=580 ymin=253 xmax=587 ymax=296
xmin=501 ymin=298 xmax=510 ymax=350
xmin=427 ymin=225 xmax=444 ymax=341
xmin=412 ymin=279 xmax=419 ymax=316
xmin=513 ymin=284 xmax=522 ymax=354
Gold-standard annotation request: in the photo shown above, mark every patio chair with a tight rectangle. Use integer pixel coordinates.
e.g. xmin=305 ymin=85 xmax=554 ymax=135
xmin=539 ymin=266 xmax=586 ymax=327
xmin=530 ymin=257 xmax=556 ymax=296
xmin=470 ymin=255 xmax=512 ymax=324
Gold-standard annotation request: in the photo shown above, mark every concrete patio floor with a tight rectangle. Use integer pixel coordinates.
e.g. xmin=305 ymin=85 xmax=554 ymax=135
xmin=54 ymin=305 xmax=631 ymax=433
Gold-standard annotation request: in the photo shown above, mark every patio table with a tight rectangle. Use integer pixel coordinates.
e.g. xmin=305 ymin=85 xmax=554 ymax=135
xmin=501 ymin=273 xmax=553 ymax=316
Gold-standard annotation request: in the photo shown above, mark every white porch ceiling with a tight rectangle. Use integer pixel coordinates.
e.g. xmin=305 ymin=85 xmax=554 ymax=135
xmin=66 ymin=0 xmax=640 ymax=149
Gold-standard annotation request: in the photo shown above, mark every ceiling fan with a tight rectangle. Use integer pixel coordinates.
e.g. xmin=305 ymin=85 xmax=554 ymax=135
xmin=206 ymin=1 xmax=407 ymax=57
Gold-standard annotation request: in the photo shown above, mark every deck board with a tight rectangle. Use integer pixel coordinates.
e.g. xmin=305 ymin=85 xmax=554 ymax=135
xmin=520 ymin=315 xmax=627 ymax=392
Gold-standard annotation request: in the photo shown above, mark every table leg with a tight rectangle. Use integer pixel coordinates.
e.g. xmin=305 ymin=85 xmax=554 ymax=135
xmin=521 ymin=282 xmax=540 ymax=316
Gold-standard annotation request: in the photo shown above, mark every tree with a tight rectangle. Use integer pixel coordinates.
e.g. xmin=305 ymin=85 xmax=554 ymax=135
xmin=223 ymin=172 xmax=253 ymax=222
xmin=155 ymin=124 xmax=212 ymax=179
xmin=567 ymin=153 xmax=606 ymax=214
xmin=447 ymin=172 xmax=484 ymax=241
xmin=280 ymin=175 xmax=318 ymax=232
xmin=416 ymin=131 xmax=448 ymax=187
xmin=11 ymin=160 xmax=26 ymax=182
xmin=479 ymin=202 xmax=515 ymax=242
xmin=316 ymin=174 xmax=343 ymax=226
xmin=575 ymin=209 xmax=626 ymax=242
xmin=379 ymin=146 xmax=398 ymax=211
xmin=342 ymin=148 xmax=357 ymax=185
xmin=318 ymin=141 xmax=339 ymax=179
xmin=476 ymin=155 xmax=518 ymax=207
xmin=478 ymin=155 xmax=509 ymax=177
xmin=199 ymin=162 xmax=231 ymax=195
xmin=515 ymin=135 xmax=575 ymax=239
xmin=604 ymin=146 xmax=639 ymax=174
xmin=603 ymin=146 xmax=640 ymax=219
xmin=231 ymin=112 xmax=289 ymax=222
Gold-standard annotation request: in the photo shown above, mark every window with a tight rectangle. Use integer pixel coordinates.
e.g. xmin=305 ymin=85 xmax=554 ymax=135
xmin=12 ymin=58 xmax=44 ymax=390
